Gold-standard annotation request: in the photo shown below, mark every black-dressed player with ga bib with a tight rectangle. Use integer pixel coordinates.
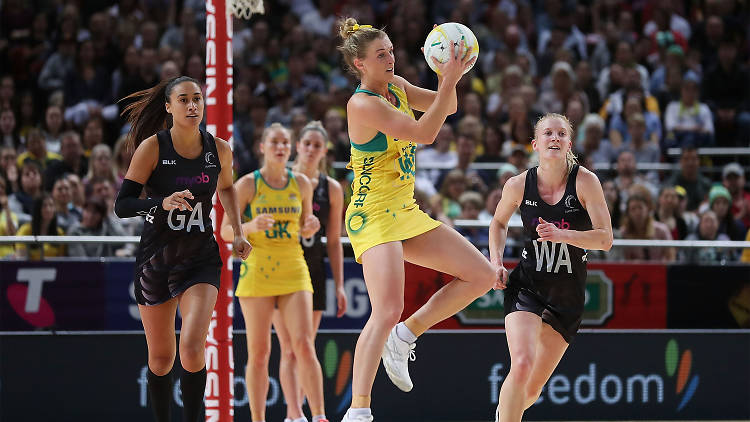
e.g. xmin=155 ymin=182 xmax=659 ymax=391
xmin=114 ymin=76 xmax=251 ymax=422
xmin=489 ymin=113 xmax=613 ymax=422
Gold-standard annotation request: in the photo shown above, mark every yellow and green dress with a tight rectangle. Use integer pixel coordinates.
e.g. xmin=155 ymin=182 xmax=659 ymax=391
xmin=236 ymin=169 xmax=313 ymax=297
xmin=346 ymin=83 xmax=441 ymax=262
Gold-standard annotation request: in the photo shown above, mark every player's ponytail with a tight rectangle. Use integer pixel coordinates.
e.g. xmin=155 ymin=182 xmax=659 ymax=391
xmin=337 ymin=17 xmax=384 ymax=79
xmin=120 ymin=76 xmax=201 ymax=153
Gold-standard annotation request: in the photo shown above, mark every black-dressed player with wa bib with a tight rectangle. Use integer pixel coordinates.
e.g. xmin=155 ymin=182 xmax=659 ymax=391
xmin=489 ymin=113 xmax=613 ymax=422
xmin=114 ymin=76 xmax=250 ymax=422
xmin=507 ymin=164 xmax=592 ymax=341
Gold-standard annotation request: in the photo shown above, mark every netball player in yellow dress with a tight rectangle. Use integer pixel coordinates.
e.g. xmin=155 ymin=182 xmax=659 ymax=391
xmin=337 ymin=18 xmax=498 ymax=422
xmin=221 ymin=123 xmax=327 ymax=422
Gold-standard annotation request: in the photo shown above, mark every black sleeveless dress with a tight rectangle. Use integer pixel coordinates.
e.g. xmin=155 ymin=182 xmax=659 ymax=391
xmin=301 ymin=173 xmax=330 ymax=311
xmin=505 ymin=165 xmax=592 ymax=342
xmin=133 ymin=129 xmax=223 ymax=306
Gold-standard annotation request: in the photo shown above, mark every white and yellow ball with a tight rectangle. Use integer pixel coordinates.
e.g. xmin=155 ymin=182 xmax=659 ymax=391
xmin=422 ymin=22 xmax=479 ymax=75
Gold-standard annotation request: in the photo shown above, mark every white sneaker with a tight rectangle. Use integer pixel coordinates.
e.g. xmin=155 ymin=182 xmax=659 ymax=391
xmin=341 ymin=410 xmax=374 ymax=422
xmin=381 ymin=326 xmax=416 ymax=392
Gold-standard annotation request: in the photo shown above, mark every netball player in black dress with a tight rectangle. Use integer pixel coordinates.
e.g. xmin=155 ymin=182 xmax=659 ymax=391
xmin=273 ymin=121 xmax=348 ymax=422
xmin=114 ymin=76 xmax=251 ymax=422
xmin=489 ymin=113 xmax=613 ymax=422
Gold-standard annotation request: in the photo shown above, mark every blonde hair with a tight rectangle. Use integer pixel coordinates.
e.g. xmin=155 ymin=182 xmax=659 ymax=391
xmin=260 ymin=122 xmax=292 ymax=166
xmin=534 ymin=113 xmax=578 ymax=172
xmin=337 ymin=17 xmax=385 ymax=79
xmin=295 ymin=120 xmax=329 ymax=173
xmin=85 ymin=143 xmax=117 ymax=184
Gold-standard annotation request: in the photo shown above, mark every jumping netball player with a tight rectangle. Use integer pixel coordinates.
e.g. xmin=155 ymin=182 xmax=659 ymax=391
xmin=221 ymin=123 xmax=328 ymax=422
xmin=273 ymin=121 xmax=347 ymax=422
xmin=489 ymin=113 xmax=613 ymax=422
xmin=114 ymin=76 xmax=251 ymax=422
xmin=338 ymin=18 xmax=496 ymax=422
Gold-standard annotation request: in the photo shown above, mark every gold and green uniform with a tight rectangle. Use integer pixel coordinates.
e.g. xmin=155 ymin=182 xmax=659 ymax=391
xmin=345 ymin=83 xmax=441 ymax=262
xmin=236 ymin=169 xmax=313 ymax=297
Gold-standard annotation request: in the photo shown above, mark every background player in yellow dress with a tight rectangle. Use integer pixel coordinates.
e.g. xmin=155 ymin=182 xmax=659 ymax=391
xmin=221 ymin=123 xmax=327 ymax=422
xmin=337 ymin=18 xmax=498 ymax=422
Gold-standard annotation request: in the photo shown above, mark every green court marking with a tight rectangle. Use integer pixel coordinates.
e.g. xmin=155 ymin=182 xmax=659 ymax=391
xmin=430 ymin=41 xmax=441 ymax=46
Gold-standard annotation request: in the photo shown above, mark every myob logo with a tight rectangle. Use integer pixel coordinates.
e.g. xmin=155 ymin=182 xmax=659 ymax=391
xmin=665 ymin=338 xmax=699 ymax=411
xmin=488 ymin=338 xmax=698 ymax=411
xmin=322 ymin=339 xmax=353 ymax=414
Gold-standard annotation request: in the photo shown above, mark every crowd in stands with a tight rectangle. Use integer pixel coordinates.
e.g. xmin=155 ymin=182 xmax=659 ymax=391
xmin=1 ymin=0 xmax=749 ymax=263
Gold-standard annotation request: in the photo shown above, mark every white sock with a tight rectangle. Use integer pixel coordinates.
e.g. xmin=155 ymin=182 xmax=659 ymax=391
xmin=292 ymin=418 xmax=308 ymax=422
xmin=395 ymin=322 xmax=417 ymax=344
xmin=348 ymin=408 xmax=372 ymax=418
xmin=284 ymin=419 xmax=292 ymax=422
xmin=312 ymin=415 xmax=326 ymax=422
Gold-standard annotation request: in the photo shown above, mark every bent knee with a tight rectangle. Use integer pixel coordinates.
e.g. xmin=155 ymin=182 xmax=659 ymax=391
xmin=180 ymin=343 xmax=206 ymax=371
xmin=461 ymin=260 xmax=497 ymax=292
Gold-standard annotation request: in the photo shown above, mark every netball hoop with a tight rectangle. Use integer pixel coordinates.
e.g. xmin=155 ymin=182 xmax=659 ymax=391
xmin=228 ymin=0 xmax=265 ymax=19
xmin=206 ymin=1 xmax=263 ymax=421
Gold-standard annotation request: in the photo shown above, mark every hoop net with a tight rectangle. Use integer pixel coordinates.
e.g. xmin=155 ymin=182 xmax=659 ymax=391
xmin=228 ymin=0 xmax=264 ymax=19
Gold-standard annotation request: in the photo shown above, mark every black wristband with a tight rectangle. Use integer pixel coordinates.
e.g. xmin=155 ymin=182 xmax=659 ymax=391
xmin=114 ymin=179 xmax=162 ymax=218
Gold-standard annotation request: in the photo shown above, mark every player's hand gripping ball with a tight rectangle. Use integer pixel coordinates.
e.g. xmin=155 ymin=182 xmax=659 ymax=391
xmin=423 ymin=22 xmax=479 ymax=75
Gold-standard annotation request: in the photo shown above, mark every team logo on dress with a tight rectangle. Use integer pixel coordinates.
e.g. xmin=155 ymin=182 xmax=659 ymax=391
xmin=346 ymin=211 xmax=367 ymax=234
xmin=289 ymin=193 xmax=297 ymax=201
xmin=564 ymin=194 xmax=579 ymax=212
xmin=204 ymin=152 xmax=217 ymax=168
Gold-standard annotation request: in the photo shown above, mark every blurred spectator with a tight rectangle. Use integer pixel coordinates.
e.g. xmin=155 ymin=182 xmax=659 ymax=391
xmin=81 ymin=116 xmax=105 ymax=156
xmin=64 ymin=39 xmax=117 ymax=126
xmin=707 ymin=184 xmax=746 ymax=241
xmin=0 ymin=177 xmax=18 ymax=258
xmin=702 ymin=35 xmax=750 ymax=146
xmin=0 ymin=75 xmax=14 ymax=110
xmin=51 ymin=177 xmax=80 ymax=233
xmin=478 ymin=187 xmax=502 ymax=223
xmin=663 ymin=71 xmax=714 ymax=148
xmin=501 ymin=96 xmax=534 ymax=157
xmin=16 ymin=129 xmax=62 ymax=171
xmin=682 ymin=210 xmax=734 ymax=263
xmin=37 ymin=35 xmax=77 ymax=93
xmin=0 ymin=107 xmax=21 ymax=149
xmin=323 ymin=108 xmax=349 ymax=162
xmin=112 ymin=135 xmax=133 ymax=186
xmin=16 ymin=92 xmax=37 ymax=139
xmin=45 ymin=131 xmax=88 ymax=190
xmin=42 ymin=105 xmax=64 ymax=153
xmin=602 ymin=179 xmax=622 ymax=230
xmin=507 ymin=144 xmax=530 ymax=172
xmin=722 ymin=163 xmax=750 ymax=228
xmin=456 ymin=191 xmax=488 ymax=246
xmin=117 ymin=47 xmax=159 ymax=112
xmin=8 ymin=161 xmax=44 ymax=225
xmin=597 ymin=41 xmax=650 ymax=100
xmin=15 ymin=194 xmax=66 ymax=260
xmin=476 ymin=124 xmax=504 ymax=164
xmin=441 ymin=133 xmax=487 ymax=194
xmin=67 ymin=197 xmax=127 ymax=257
xmin=618 ymin=186 xmax=675 ymax=262
xmin=65 ymin=173 xmax=86 ymax=212
xmin=539 ymin=61 xmax=588 ymax=115
xmin=0 ymin=146 xmax=19 ymax=193
xmin=575 ymin=60 xmax=601 ymax=111
xmin=654 ymin=186 xmax=689 ymax=240
xmin=83 ymin=144 xmax=119 ymax=192
xmin=576 ymin=114 xmax=616 ymax=165
xmin=613 ymin=149 xmax=658 ymax=213
xmin=674 ymin=184 xmax=699 ymax=234
xmin=608 ymin=94 xmax=663 ymax=147
xmin=619 ymin=113 xmax=661 ymax=179
xmin=418 ymin=124 xmax=457 ymax=187
xmin=665 ymin=146 xmax=712 ymax=211
xmin=432 ymin=169 xmax=468 ymax=221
